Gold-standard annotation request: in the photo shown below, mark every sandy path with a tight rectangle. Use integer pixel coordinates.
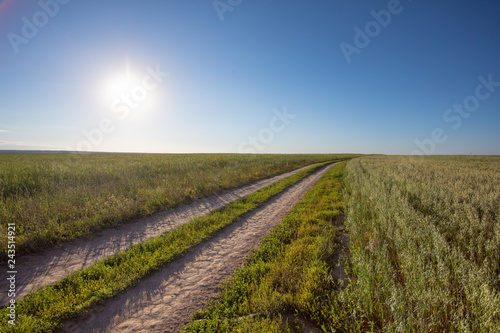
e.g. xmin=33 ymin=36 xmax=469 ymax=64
xmin=64 ymin=163 xmax=335 ymax=333
xmin=0 ymin=164 xmax=320 ymax=306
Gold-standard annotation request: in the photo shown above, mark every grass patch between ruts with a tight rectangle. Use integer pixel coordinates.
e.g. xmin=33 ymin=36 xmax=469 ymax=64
xmin=181 ymin=161 xmax=347 ymax=332
xmin=0 ymin=161 xmax=339 ymax=332
xmin=0 ymin=154 xmax=359 ymax=257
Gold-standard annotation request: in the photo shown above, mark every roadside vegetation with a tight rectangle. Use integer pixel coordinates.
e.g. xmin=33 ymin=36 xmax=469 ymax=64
xmin=338 ymin=156 xmax=500 ymax=332
xmin=0 ymin=161 xmax=338 ymax=333
xmin=182 ymin=156 xmax=500 ymax=332
xmin=182 ymin=161 xmax=347 ymax=332
xmin=0 ymin=153 xmax=356 ymax=256
xmin=5 ymin=154 xmax=494 ymax=332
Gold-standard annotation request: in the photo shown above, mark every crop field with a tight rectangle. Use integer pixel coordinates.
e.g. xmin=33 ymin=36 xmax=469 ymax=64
xmin=337 ymin=156 xmax=500 ymax=332
xmin=0 ymin=153 xmax=355 ymax=256
xmin=180 ymin=156 xmax=499 ymax=332
xmin=1 ymin=154 xmax=498 ymax=332
xmin=1 ymin=161 xmax=336 ymax=332
xmin=2 ymin=0 xmax=499 ymax=331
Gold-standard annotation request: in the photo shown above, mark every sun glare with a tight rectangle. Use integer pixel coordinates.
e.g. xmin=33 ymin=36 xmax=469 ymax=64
xmin=97 ymin=60 xmax=166 ymax=119
xmin=103 ymin=72 xmax=138 ymax=101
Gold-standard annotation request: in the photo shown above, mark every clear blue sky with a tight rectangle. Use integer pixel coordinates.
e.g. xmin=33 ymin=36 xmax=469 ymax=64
xmin=0 ymin=0 xmax=499 ymax=154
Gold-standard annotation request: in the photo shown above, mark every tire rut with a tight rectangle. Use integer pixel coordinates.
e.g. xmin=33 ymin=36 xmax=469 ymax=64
xmin=0 ymin=164 xmax=319 ymax=306
xmin=64 ymin=163 xmax=336 ymax=333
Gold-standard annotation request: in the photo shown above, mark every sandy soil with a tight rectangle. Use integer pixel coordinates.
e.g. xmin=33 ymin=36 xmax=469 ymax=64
xmin=63 ymin=163 xmax=336 ymax=333
xmin=0 ymin=164 xmax=320 ymax=307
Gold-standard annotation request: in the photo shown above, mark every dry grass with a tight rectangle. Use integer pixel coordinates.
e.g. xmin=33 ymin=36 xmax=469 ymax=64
xmin=0 ymin=162 xmax=334 ymax=333
xmin=0 ymin=153 xmax=356 ymax=256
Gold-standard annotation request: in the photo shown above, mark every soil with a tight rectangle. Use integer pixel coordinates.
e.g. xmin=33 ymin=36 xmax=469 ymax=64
xmin=63 ymin=163 xmax=336 ymax=332
xmin=0 ymin=164 xmax=319 ymax=307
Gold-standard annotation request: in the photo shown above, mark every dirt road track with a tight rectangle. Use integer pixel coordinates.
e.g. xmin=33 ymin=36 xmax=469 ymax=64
xmin=64 ymin=163 xmax=336 ymax=333
xmin=0 ymin=164 xmax=319 ymax=306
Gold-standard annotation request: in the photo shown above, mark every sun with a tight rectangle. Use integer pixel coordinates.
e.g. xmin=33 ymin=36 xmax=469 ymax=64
xmin=96 ymin=59 xmax=166 ymax=117
xmin=100 ymin=61 xmax=140 ymax=103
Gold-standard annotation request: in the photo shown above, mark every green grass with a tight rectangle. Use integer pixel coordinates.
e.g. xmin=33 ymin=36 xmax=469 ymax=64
xmin=0 ymin=153 xmax=359 ymax=256
xmin=0 ymin=161 xmax=339 ymax=333
xmin=181 ymin=161 xmax=348 ymax=332
xmin=335 ymin=155 xmax=500 ymax=332
xmin=180 ymin=155 xmax=500 ymax=333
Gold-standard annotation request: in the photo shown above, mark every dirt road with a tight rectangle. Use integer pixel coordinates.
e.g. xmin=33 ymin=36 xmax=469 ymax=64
xmin=64 ymin=163 xmax=336 ymax=333
xmin=0 ymin=164 xmax=319 ymax=306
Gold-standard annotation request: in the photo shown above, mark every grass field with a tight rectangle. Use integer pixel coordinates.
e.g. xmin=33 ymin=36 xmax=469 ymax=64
xmin=0 ymin=162 xmax=336 ymax=333
xmin=2 ymin=154 xmax=497 ymax=332
xmin=181 ymin=156 xmax=499 ymax=332
xmin=0 ymin=153 xmax=356 ymax=256
xmin=182 ymin=161 xmax=347 ymax=332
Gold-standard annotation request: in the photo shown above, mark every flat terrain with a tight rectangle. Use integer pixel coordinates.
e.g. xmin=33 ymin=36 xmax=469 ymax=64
xmin=181 ymin=161 xmax=348 ymax=332
xmin=1 ymin=153 xmax=354 ymax=256
xmin=0 ymin=163 xmax=319 ymax=306
xmin=3 ymin=155 xmax=496 ymax=332
xmin=179 ymin=156 xmax=499 ymax=333
xmin=63 ymin=163 xmax=336 ymax=332
xmin=339 ymin=156 xmax=500 ymax=331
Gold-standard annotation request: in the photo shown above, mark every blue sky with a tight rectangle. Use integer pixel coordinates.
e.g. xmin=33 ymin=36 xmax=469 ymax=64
xmin=0 ymin=0 xmax=499 ymax=154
